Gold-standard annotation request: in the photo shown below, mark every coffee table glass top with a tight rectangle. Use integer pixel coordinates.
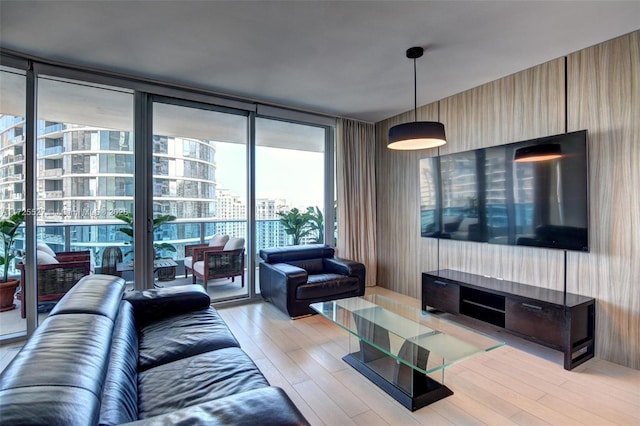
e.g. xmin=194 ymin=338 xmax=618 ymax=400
xmin=310 ymin=294 xmax=504 ymax=375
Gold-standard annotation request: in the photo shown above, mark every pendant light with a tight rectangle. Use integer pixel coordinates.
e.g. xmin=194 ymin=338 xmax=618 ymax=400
xmin=388 ymin=46 xmax=447 ymax=150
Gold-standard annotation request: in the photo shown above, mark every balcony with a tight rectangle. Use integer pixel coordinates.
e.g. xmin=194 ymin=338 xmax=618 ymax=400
xmin=1 ymin=217 xmax=302 ymax=337
xmin=43 ymin=190 xmax=63 ymax=199
xmin=41 ymin=168 xmax=63 ymax=178
xmin=41 ymin=146 xmax=64 ymax=157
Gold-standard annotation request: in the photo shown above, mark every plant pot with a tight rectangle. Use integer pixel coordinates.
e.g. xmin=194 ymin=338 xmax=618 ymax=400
xmin=0 ymin=279 xmax=19 ymax=312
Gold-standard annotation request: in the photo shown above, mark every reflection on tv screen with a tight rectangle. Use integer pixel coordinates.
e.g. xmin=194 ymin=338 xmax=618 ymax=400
xmin=419 ymin=130 xmax=589 ymax=252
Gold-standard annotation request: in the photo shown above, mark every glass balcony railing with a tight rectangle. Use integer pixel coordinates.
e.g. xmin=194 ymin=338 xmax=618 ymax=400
xmin=6 ymin=218 xmax=318 ymax=277
xmin=41 ymin=146 xmax=64 ymax=157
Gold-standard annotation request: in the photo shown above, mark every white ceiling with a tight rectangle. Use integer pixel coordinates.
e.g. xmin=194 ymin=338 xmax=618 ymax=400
xmin=1 ymin=1 xmax=638 ymax=123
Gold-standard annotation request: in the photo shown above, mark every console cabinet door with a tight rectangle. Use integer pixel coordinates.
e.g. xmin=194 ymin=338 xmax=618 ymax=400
xmin=422 ymin=275 xmax=460 ymax=314
xmin=505 ymin=298 xmax=564 ymax=348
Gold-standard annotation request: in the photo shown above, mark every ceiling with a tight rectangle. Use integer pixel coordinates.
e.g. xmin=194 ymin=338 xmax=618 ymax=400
xmin=1 ymin=1 xmax=638 ymax=123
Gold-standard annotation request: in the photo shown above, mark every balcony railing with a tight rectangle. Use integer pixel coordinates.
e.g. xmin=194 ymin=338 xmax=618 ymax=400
xmin=41 ymin=168 xmax=63 ymax=177
xmin=7 ymin=218 xmax=315 ymax=275
xmin=41 ymin=146 xmax=64 ymax=157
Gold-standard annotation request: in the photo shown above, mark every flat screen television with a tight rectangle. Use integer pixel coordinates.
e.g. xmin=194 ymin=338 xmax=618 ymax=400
xmin=420 ymin=130 xmax=589 ymax=252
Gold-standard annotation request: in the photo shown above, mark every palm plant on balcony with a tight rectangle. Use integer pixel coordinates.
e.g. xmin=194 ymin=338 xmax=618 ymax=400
xmin=114 ymin=212 xmax=177 ymax=260
xmin=277 ymin=208 xmax=314 ymax=245
xmin=306 ymin=206 xmax=324 ymax=243
xmin=0 ymin=210 xmax=25 ymax=311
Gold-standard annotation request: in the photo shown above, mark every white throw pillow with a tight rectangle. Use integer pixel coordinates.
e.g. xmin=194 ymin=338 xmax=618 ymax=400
xmin=223 ymin=237 xmax=245 ymax=251
xmin=37 ymin=250 xmax=59 ymax=265
xmin=36 ymin=242 xmax=56 ymax=257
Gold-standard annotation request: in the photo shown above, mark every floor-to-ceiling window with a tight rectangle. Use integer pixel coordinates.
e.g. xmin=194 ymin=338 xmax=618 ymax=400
xmin=0 ymin=54 xmax=335 ymax=341
xmin=0 ymin=67 xmax=27 ymax=338
xmin=255 ymin=117 xmax=327 ymax=255
xmin=35 ymin=76 xmax=134 ymax=323
xmin=152 ymin=99 xmax=249 ymax=301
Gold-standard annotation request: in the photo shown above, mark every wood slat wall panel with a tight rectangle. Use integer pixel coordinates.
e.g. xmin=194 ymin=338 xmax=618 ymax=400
xmin=375 ymin=106 xmax=438 ymax=298
xmin=567 ymin=31 xmax=640 ymax=369
xmin=374 ymin=31 xmax=639 ymax=368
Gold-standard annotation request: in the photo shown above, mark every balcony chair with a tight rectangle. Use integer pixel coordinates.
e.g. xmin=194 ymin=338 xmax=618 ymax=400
xmin=192 ymin=237 xmax=245 ymax=290
xmin=183 ymin=234 xmax=229 ymax=278
xmin=16 ymin=243 xmax=92 ymax=318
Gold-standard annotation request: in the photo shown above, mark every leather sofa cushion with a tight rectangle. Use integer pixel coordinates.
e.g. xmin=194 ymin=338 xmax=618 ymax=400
xmin=128 ymin=387 xmax=309 ymax=426
xmin=260 ymin=244 xmax=334 ymax=263
xmin=49 ymin=274 xmax=126 ymax=321
xmin=99 ymin=301 xmax=139 ymax=426
xmin=138 ymin=307 xmax=240 ymax=372
xmin=138 ymin=347 xmax=270 ymax=419
xmin=296 ymin=274 xmax=360 ymax=300
xmin=0 ymin=386 xmax=101 ymax=426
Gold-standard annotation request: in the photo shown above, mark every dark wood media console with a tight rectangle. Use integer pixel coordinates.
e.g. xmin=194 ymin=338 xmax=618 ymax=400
xmin=422 ymin=269 xmax=595 ymax=370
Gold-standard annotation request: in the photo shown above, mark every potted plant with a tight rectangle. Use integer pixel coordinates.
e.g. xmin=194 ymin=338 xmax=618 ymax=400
xmin=114 ymin=212 xmax=178 ymax=281
xmin=0 ymin=211 xmax=25 ymax=311
xmin=277 ymin=207 xmax=313 ymax=245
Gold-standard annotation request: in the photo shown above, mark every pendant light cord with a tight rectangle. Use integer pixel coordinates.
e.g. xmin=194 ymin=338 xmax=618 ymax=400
xmin=413 ymin=57 xmax=418 ymax=122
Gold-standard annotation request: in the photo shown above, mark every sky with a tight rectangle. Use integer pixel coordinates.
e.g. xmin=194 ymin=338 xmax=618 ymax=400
xmin=215 ymin=142 xmax=325 ymax=210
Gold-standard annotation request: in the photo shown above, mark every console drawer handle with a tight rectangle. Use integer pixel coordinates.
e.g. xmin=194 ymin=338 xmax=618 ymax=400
xmin=433 ymin=280 xmax=448 ymax=287
xmin=522 ymin=303 xmax=543 ymax=311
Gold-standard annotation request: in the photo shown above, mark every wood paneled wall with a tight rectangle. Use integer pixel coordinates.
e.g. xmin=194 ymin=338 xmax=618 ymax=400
xmin=374 ymin=31 xmax=639 ymax=369
xmin=567 ymin=32 xmax=640 ymax=368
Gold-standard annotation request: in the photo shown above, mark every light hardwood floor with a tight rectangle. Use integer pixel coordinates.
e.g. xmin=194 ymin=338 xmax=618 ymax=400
xmin=1 ymin=287 xmax=637 ymax=425
xmin=217 ymin=288 xmax=640 ymax=426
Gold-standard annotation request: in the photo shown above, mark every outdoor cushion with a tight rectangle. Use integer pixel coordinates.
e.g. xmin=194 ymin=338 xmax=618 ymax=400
xmin=36 ymin=250 xmax=59 ymax=265
xmin=37 ymin=242 xmax=57 ymax=257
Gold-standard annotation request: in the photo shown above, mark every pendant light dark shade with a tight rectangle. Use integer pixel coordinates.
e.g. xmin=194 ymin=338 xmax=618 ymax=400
xmin=388 ymin=121 xmax=446 ymax=150
xmin=514 ymin=143 xmax=562 ymax=162
xmin=388 ymin=46 xmax=447 ymax=150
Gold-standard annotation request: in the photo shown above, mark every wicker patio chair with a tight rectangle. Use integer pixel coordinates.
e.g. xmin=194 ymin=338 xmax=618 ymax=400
xmin=16 ymin=250 xmax=91 ymax=318
xmin=192 ymin=248 xmax=245 ymax=290
xmin=183 ymin=234 xmax=229 ymax=278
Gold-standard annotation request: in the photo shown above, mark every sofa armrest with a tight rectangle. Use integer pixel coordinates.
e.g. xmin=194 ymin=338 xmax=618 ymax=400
xmin=124 ymin=284 xmax=210 ymax=326
xmin=323 ymin=257 xmax=365 ymax=277
xmin=123 ymin=387 xmax=309 ymax=426
xmin=263 ymin=263 xmax=307 ymax=290
xmin=259 ymin=262 xmax=308 ymax=317
xmin=323 ymin=258 xmax=366 ymax=291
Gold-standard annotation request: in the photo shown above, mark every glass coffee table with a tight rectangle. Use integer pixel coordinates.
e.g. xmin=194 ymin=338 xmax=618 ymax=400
xmin=310 ymin=295 xmax=504 ymax=411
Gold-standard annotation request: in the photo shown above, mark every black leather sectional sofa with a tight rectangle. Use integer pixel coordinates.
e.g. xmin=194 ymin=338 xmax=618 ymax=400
xmin=0 ymin=274 xmax=308 ymax=425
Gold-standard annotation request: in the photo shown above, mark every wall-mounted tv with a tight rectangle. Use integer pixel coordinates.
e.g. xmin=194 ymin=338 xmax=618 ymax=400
xmin=420 ymin=130 xmax=589 ymax=252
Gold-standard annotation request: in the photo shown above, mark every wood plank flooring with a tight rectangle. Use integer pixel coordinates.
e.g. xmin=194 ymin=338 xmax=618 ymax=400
xmin=217 ymin=288 xmax=640 ymax=426
xmin=1 ymin=286 xmax=637 ymax=425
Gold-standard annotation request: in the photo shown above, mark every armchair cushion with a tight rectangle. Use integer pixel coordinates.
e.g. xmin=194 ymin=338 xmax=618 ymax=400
xmin=297 ymin=274 xmax=360 ymax=300
xmin=36 ymin=250 xmax=59 ymax=265
xmin=36 ymin=242 xmax=56 ymax=257
xmin=223 ymin=236 xmax=245 ymax=251
xmin=209 ymin=234 xmax=229 ymax=247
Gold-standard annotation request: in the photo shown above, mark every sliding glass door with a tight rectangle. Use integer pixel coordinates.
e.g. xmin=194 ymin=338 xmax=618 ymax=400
xmin=152 ymin=100 xmax=248 ymax=301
